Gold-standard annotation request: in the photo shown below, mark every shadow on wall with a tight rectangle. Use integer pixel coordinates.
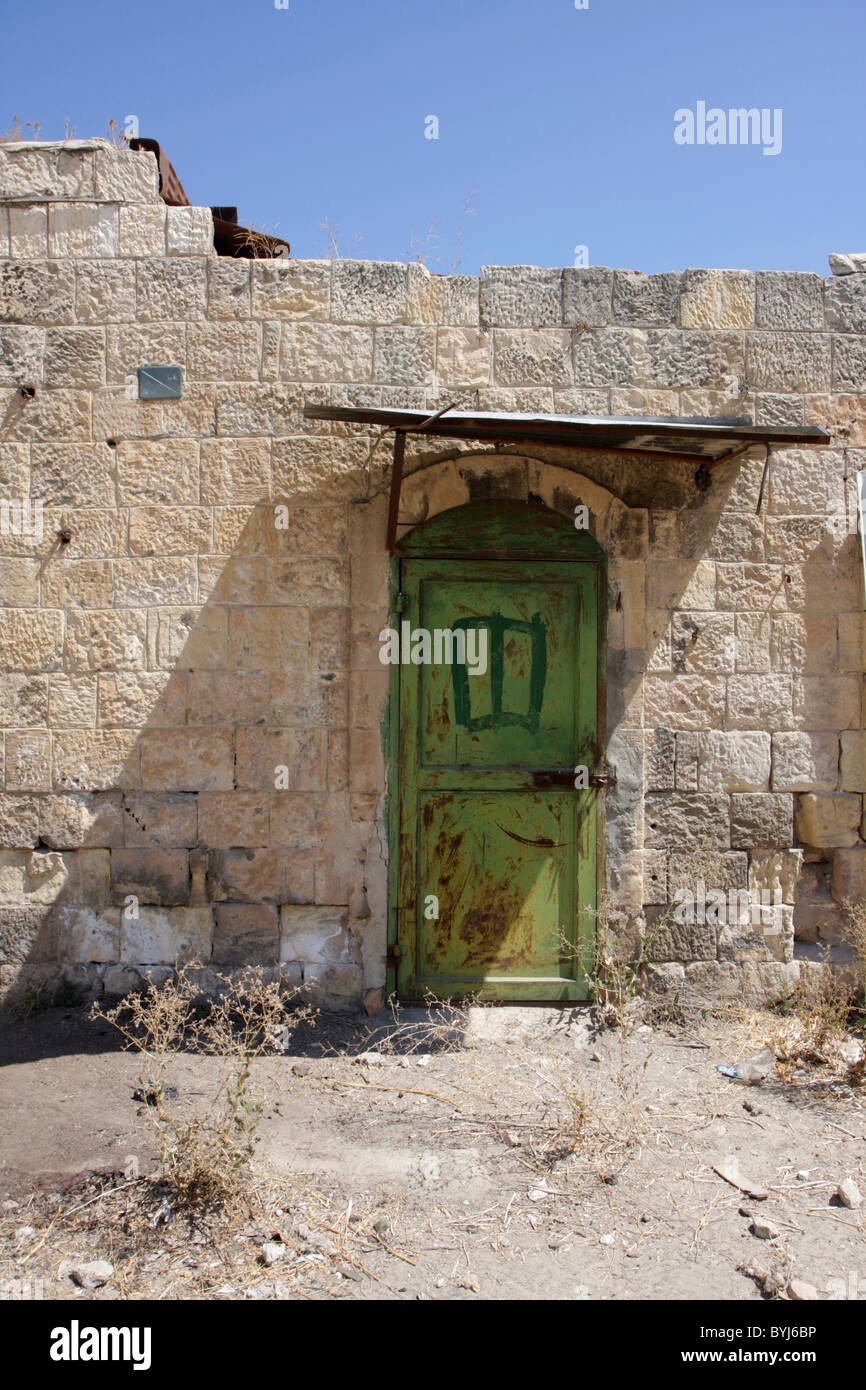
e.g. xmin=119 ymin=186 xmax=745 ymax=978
xmin=0 ymin=494 xmax=389 ymax=1025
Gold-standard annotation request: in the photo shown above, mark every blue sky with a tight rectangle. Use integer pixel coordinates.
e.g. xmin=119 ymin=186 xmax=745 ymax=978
xmin=2 ymin=0 xmax=863 ymax=276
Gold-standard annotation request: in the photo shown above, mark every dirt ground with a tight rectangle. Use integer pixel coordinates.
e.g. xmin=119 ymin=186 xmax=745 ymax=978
xmin=0 ymin=999 xmax=864 ymax=1301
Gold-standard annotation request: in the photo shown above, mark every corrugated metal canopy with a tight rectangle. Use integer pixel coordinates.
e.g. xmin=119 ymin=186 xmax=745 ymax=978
xmin=303 ymin=404 xmax=829 ymax=464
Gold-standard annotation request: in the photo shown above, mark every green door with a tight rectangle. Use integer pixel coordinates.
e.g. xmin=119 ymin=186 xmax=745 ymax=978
xmin=392 ymin=509 xmax=602 ymax=1002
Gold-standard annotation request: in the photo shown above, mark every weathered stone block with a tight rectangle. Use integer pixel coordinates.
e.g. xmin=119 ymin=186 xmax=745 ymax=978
xmin=824 ymin=275 xmax=866 ymax=333
xmin=227 ymin=607 xmax=308 ymax=672
xmin=646 ymin=912 xmax=717 ymax=963
xmin=0 ymin=795 xmax=39 ymax=849
xmin=65 ymin=610 xmax=147 ymax=672
xmin=0 ymin=324 xmax=43 ymax=386
xmin=54 ymin=906 xmax=120 ymax=964
xmin=114 ymin=558 xmax=196 ymax=607
xmin=207 ymin=259 xmax=251 ymax=319
xmin=436 ymin=327 xmax=491 ymax=385
xmin=110 ymin=850 xmax=189 ymax=906
xmin=121 ymin=794 xmax=197 ymax=849
xmin=0 ymin=259 xmax=75 ymax=324
xmin=251 ymin=260 xmax=329 ymax=319
xmin=493 ymin=328 xmax=573 ymax=385
xmin=727 ymin=675 xmax=793 ymax=731
xmin=561 ymin=267 xmax=612 ymax=327
xmin=749 ymin=848 xmax=803 ymax=903
xmin=756 ymin=272 xmax=823 ymax=330
xmin=120 ymin=907 xmax=212 ymax=966
xmin=841 ymin=731 xmax=866 ymax=791
xmin=43 ymin=327 xmax=105 ymax=387
xmin=794 ymin=676 xmax=860 ymax=731
xmin=279 ymin=323 xmax=373 ymax=382
xmin=92 ymin=143 xmax=159 ymax=203
xmin=74 ymin=261 xmax=136 ymax=322
xmin=772 ymin=732 xmax=838 ymax=793
xmin=697 ymin=731 xmax=771 ymax=792
xmin=612 ymin=270 xmax=678 ymax=326
xmin=715 ymin=564 xmax=789 ymax=612
xmin=0 ymin=610 xmax=64 ymax=672
xmin=330 ymin=260 xmax=407 ymax=324
xmin=0 ymin=142 xmax=97 ymax=200
xmin=235 ymin=726 xmax=326 ymax=792
xmin=166 ymin=206 xmax=213 ymax=256
xmin=670 ymin=612 xmax=734 ymax=673
xmin=53 ymin=731 xmax=139 ymax=792
xmin=141 ymin=731 xmax=233 ymax=793
xmin=5 ymin=731 xmax=51 ymax=790
xmin=731 ymin=793 xmax=794 ymax=848
xmin=831 ymin=335 xmax=866 ymax=392
xmin=480 ymin=266 xmax=561 ymax=327
xmin=116 ymin=439 xmax=198 ymax=505
xmin=207 ymin=848 xmax=314 ymax=904
xmin=48 ymin=203 xmax=117 ymax=258
xmin=118 ymin=204 xmax=166 ymax=257
xmin=795 ymin=792 xmax=861 ymax=849
xmin=136 ymin=258 xmax=207 ymax=321
xmin=213 ymin=904 xmax=279 ymax=966
xmin=643 ymin=675 xmax=726 ymax=730
xmin=187 ymin=321 xmax=260 ymax=380
xmin=680 ymin=269 xmax=754 ymax=329
xmin=745 ymin=332 xmax=832 ymax=392
xmin=644 ymin=794 xmax=731 ymax=849
xmin=197 ymin=793 xmax=268 ymax=849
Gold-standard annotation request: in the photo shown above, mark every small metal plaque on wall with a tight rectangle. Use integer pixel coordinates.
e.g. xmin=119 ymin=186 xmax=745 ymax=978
xmin=137 ymin=365 xmax=183 ymax=399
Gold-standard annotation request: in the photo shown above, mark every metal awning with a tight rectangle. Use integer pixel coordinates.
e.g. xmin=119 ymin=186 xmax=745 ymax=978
xmin=302 ymin=404 xmax=831 ymax=550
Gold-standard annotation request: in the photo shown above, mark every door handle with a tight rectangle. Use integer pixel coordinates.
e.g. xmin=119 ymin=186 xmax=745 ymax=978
xmin=530 ymin=768 xmax=617 ymax=788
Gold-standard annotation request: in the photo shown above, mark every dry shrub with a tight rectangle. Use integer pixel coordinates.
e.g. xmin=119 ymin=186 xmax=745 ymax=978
xmin=92 ymin=963 xmax=313 ymax=1211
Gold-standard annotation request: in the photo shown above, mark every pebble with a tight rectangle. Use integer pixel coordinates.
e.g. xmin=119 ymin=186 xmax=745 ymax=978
xmin=69 ymin=1260 xmax=114 ymax=1289
xmin=837 ymin=1179 xmax=862 ymax=1210
xmin=260 ymin=1242 xmax=284 ymax=1267
xmin=291 ymin=1062 xmax=312 ymax=1078
xmin=13 ymin=1226 xmax=36 ymax=1244
xmin=750 ymin=1218 xmax=780 ymax=1241
xmin=355 ymin=1051 xmax=387 ymax=1067
xmin=787 ymin=1279 xmax=819 ymax=1301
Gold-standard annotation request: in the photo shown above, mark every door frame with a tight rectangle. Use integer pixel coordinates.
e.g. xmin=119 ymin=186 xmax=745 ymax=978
xmin=385 ymin=499 xmax=607 ymax=1004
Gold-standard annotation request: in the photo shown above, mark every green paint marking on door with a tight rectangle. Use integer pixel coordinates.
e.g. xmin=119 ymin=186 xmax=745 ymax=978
xmin=390 ymin=501 xmax=605 ymax=1004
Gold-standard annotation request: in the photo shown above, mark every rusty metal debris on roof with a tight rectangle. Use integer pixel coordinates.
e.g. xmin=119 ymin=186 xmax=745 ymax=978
xmin=129 ymin=137 xmax=290 ymax=259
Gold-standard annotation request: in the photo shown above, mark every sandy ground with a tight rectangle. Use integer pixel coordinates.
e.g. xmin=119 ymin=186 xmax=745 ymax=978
xmin=0 ymin=1001 xmax=864 ymax=1301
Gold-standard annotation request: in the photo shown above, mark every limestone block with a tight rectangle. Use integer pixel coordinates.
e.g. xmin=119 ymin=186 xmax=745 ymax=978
xmin=135 ymin=258 xmax=207 ymax=322
xmin=251 ymin=260 xmax=329 ymax=319
xmin=228 ymin=607 xmax=308 ymax=671
xmin=795 ymin=792 xmax=861 ymax=849
xmin=121 ymin=794 xmax=197 ymax=849
xmin=5 ymin=732 xmax=51 ymax=790
xmin=794 ymin=676 xmax=860 ymax=731
xmin=731 ymin=793 xmax=794 ymax=848
xmin=91 ymin=143 xmax=158 ymax=202
xmin=331 ymin=260 xmax=407 ymax=324
xmin=214 ymin=382 xmax=303 ymax=435
xmin=831 ymin=846 xmax=866 ymax=906
xmin=371 ymin=326 xmax=435 ymax=385
xmin=166 ymin=206 xmax=213 ymax=256
xmin=715 ymin=563 xmax=789 ymax=612
xmin=0 ymin=849 xmax=71 ymax=906
xmin=118 ymin=204 xmax=166 ymax=257
xmin=824 ymin=275 xmax=866 ymax=333
xmin=767 ymin=448 xmax=845 ymax=516
xmin=840 ymin=731 xmax=866 ymax=791
xmin=838 ymin=613 xmax=866 ymax=672
xmin=199 ymin=437 xmax=270 ymax=504
xmin=0 ymin=611 xmax=64 ymax=672
xmin=771 ymin=732 xmax=839 ymax=793
xmin=235 ymin=727 xmax=327 ymax=792
xmin=647 ymin=913 xmax=718 ymax=963
xmin=571 ymin=326 xmax=644 ymax=385
xmin=279 ymin=904 xmax=350 ymax=963
xmin=644 ymin=794 xmax=731 ymax=849
xmin=831 ymin=335 xmax=866 ymax=392
xmin=9 ymin=204 xmax=48 ymax=258
xmin=0 ymin=443 xmax=30 ymax=497
xmin=213 ymin=904 xmax=279 ymax=966
xmin=1 ymin=387 xmax=90 ymax=445
xmin=756 ymin=392 xmax=805 ymax=426
xmin=436 ymin=328 xmax=491 ymax=385
xmin=207 ymin=259 xmax=251 ymax=320
xmin=64 ymin=610 xmax=147 ymax=672
xmin=643 ymin=675 xmax=726 ymax=730
xmin=128 ymin=506 xmax=213 ymax=556
xmin=150 ymin=606 xmax=229 ymax=670
xmin=0 ymin=674 xmax=47 ymax=727
xmin=745 ymin=332 xmax=832 ymax=392
xmin=697 ymin=731 xmax=771 ymax=792
xmin=480 ymin=266 xmax=561 ymax=327
xmin=749 ymin=849 xmax=803 ymax=903
xmin=48 ymin=203 xmax=117 ymax=258
xmin=679 ymin=269 xmax=754 ymax=329
xmin=727 ymin=675 xmax=793 ymax=731
xmin=43 ymin=327 xmax=105 ymax=387
xmin=561 ymin=267 xmax=613 ymax=327
xmin=493 ymin=328 xmax=573 ymax=385
xmin=110 ymin=849 xmax=189 ymax=906
xmin=0 ymin=559 xmax=39 ymax=606
xmin=54 ymin=906 xmax=120 ymax=964
xmin=197 ymin=558 xmax=266 ymax=605
xmin=0 ymin=795 xmax=39 ymax=848
xmin=647 ymin=559 xmax=716 ymax=611
xmin=53 ymin=731 xmax=139 ymax=792
xmin=197 ymin=792 xmax=268 ymax=848
xmin=31 ymin=443 xmax=114 ymax=507
xmin=406 ymin=264 xmax=478 ymax=326
xmin=769 ymin=612 xmax=836 ymax=673
xmin=185 ymin=671 xmax=269 ymax=725
xmin=0 ymin=259 xmax=75 ymax=324
xmin=0 ymin=142 xmax=98 ymax=200
xmin=279 ymin=323 xmax=373 ymax=382
xmin=74 ymin=261 xmax=136 ymax=323
xmin=42 ymin=560 xmax=114 ymax=610
xmin=140 ymin=731 xmax=233 ymax=792
xmin=269 ymin=793 xmax=322 ymax=849
xmin=612 ymin=270 xmax=678 ymax=326
xmin=96 ymin=671 xmax=185 ymax=729
xmin=645 ymin=329 xmax=739 ymax=389
xmin=114 ymin=558 xmax=196 ymax=607
xmin=266 ymin=556 xmax=348 ymax=608
xmin=670 ymin=612 xmax=734 ymax=673
xmin=206 ymin=848 xmax=314 ymax=904
xmin=120 ymin=907 xmax=213 ymax=966
xmin=116 ymin=439 xmax=198 ymax=505
xmin=756 ymin=272 xmax=824 ymax=330
xmin=187 ymin=322 xmax=260 ymax=381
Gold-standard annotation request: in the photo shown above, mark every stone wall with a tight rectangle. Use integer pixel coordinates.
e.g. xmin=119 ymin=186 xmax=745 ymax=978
xmin=0 ymin=138 xmax=864 ymax=1011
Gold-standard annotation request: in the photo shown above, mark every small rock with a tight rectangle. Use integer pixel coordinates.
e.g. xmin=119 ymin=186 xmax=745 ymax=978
xmin=788 ymin=1279 xmax=820 ymax=1301
xmin=291 ymin=1062 xmax=312 ymax=1078
xmin=260 ymin=1242 xmax=284 ymax=1267
xmin=455 ymin=1272 xmax=480 ymax=1293
xmin=355 ymin=1051 xmax=386 ymax=1067
xmin=70 ymin=1260 xmax=114 ymax=1289
xmin=1 ymin=1199 xmax=19 ymax=1212
xmin=750 ymin=1218 xmax=780 ymax=1241
xmin=363 ymin=988 xmax=384 ymax=1016
xmin=795 ymin=1170 xmax=809 ymax=1182
xmin=133 ymin=1083 xmax=178 ymax=1104
xmin=837 ymin=1179 xmax=862 ymax=1209
xmin=13 ymin=1226 xmax=36 ymax=1244
xmin=639 ymin=1213 xmax=651 ymax=1224
xmin=373 ymin=1216 xmax=390 ymax=1235
xmin=599 ymin=1232 xmax=615 ymax=1246
xmin=338 ymin=1266 xmax=363 ymax=1282
xmin=590 ymin=1051 xmax=602 ymax=1063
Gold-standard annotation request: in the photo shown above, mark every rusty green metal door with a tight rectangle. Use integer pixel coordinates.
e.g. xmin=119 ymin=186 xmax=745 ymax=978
xmin=392 ymin=508 xmax=602 ymax=1001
